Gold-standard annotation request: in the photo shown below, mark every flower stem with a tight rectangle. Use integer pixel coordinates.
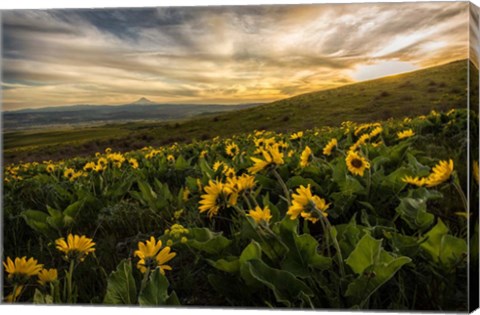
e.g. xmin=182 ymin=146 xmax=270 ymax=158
xmin=272 ymin=168 xmax=291 ymax=205
xmin=66 ymin=259 xmax=75 ymax=303
xmin=453 ymin=178 xmax=468 ymax=214
xmin=140 ymin=267 xmax=151 ymax=292
xmin=323 ymin=217 xmax=346 ymax=278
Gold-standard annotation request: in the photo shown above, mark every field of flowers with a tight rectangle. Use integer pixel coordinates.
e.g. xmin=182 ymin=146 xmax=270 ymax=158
xmin=3 ymin=108 xmax=478 ymax=310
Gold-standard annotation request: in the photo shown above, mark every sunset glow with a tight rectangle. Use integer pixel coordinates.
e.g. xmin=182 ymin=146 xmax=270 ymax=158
xmin=1 ymin=2 xmax=469 ymax=110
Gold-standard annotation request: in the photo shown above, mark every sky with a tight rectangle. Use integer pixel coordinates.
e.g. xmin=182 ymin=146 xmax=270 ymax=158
xmin=1 ymin=2 xmax=469 ymax=110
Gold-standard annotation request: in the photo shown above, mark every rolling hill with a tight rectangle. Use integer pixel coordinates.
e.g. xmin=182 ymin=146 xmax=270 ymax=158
xmin=3 ymin=98 xmax=261 ymax=130
xmin=4 ymin=59 xmax=471 ymax=163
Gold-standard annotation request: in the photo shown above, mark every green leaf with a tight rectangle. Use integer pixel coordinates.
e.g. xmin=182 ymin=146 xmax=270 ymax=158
xmin=207 ymin=257 xmax=240 ymax=273
xmin=395 ymin=188 xmax=441 ymax=230
xmin=439 ymin=235 xmax=467 ymax=268
xmin=340 ymin=175 xmax=365 ymax=195
xmin=63 ymin=200 xmax=83 ymax=218
xmin=187 ymin=228 xmax=232 ymax=254
xmin=286 ymin=176 xmax=321 ymax=191
xmin=335 ymin=221 xmax=367 ymax=258
xmin=345 ymin=253 xmax=411 ymax=305
xmin=346 ymin=234 xmax=382 ymax=275
xmin=33 ymin=289 xmax=53 ymax=304
xmin=21 ymin=210 xmax=56 ymax=238
xmin=420 ymin=218 xmax=449 ymax=263
xmin=420 ymin=219 xmax=467 ymax=269
xmin=175 ymin=155 xmax=189 ymax=171
xmin=281 ymin=233 xmax=331 ymax=277
xmin=239 ymin=241 xmax=263 ymax=287
xmin=103 ymin=260 xmax=137 ymax=305
xmin=247 ymin=259 xmax=313 ymax=307
xmin=139 ymin=268 xmax=179 ymax=306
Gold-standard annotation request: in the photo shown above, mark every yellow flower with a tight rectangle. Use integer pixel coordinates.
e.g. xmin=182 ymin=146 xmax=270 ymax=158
xmin=323 ymin=138 xmax=337 ymax=156
xmin=402 ymin=176 xmax=426 ymax=187
xmin=300 ymin=146 xmax=312 ymax=168
xmin=346 ymin=151 xmax=370 ymax=177
xmin=182 ymin=187 xmax=190 ymax=201
xmin=37 ymin=268 xmax=58 ymax=286
xmin=83 ymin=162 xmax=96 ymax=171
xmin=46 ymin=164 xmax=55 ymax=173
xmin=473 ymin=160 xmax=479 ymax=184
xmin=349 ymin=133 xmax=370 ymax=152
xmin=225 ymin=143 xmax=240 ymax=157
xmin=223 ymin=165 xmax=236 ymax=178
xmin=5 ymin=285 xmax=23 ymax=302
xmin=397 ymin=129 xmax=415 ymax=140
xmin=213 ymin=161 xmax=223 ymax=172
xmin=3 ymin=257 xmax=43 ymax=281
xmin=247 ymin=206 xmax=272 ymax=224
xmin=167 ymin=155 xmax=175 ymax=163
xmin=128 ymin=158 xmax=139 ymax=169
xmin=97 ymin=157 xmax=108 ymax=167
xmin=105 ymin=148 xmax=112 ymax=154
xmin=134 ymin=236 xmax=176 ymax=274
xmin=55 ymin=234 xmax=96 ymax=262
xmin=225 ymin=174 xmax=256 ymax=206
xmin=287 ymin=185 xmax=329 ymax=223
xmin=107 ymin=153 xmax=125 ymax=168
xmin=200 ymin=150 xmax=208 ymax=158
xmin=368 ymin=126 xmax=383 ymax=138
xmin=63 ymin=168 xmax=83 ymax=181
xmin=63 ymin=168 xmax=75 ymax=180
xmin=425 ymin=159 xmax=454 ymax=187
xmin=199 ymin=180 xmax=229 ymax=218
xmin=169 ymin=224 xmax=189 ymax=239
xmin=290 ymin=131 xmax=303 ymax=140
xmin=248 ymin=145 xmax=284 ymax=174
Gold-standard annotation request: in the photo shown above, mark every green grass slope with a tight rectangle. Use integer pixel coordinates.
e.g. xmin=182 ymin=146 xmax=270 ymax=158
xmin=4 ymin=59 xmax=468 ymax=163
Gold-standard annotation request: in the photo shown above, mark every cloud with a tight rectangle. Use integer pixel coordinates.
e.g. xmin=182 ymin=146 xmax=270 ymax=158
xmin=1 ymin=2 xmax=469 ymax=110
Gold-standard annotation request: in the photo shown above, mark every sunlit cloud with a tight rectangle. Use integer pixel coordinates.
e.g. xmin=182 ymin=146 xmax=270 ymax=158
xmin=1 ymin=2 xmax=469 ymax=110
xmin=351 ymin=61 xmax=418 ymax=81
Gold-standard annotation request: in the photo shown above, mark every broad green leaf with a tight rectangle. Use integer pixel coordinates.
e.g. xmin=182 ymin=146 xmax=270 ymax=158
xmin=103 ymin=260 xmax=137 ymax=305
xmin=345 ymin=253 xmax=411 ymax=306
xmin=420 ymin=219 xmax=467 ymax=269
xmin=286 ymin=176 xmax=321 ymax=191
xmin=33 ymin=289 xmax=53 ymax=304
xmin=395 ymin=188 xmax=441 ymax=230
xmin=340 ymin=175 xmax=365 ymax=195
xmin=239 ymin=241 xmax=263 ymax=287
xmin=207 ymin=257 xmax=240 ymax=273
xmin=420 ymin=218 xmax=449 ymax=263
xmin=22 ymin=210 xmax=56 ymax=238
xmin=187 ymin=228 xmax=232 ymax=254
xmin=281 ymin=233 xmax=331 ymax=277
xmin=63 ymin=200 xmax=83 ymax=218
xmin=139 ymin=269 xmax=179 ymax=305
xmin=345 ymin=234 xmax=382 ymax=275
xmin=247 ymin=259 xmax=313 ymax=307
xmin=175 ymin=155 xmax=189 ymax=171
xmin=439 ymin=235 xmax=467 ymax=269
xmin=335 ymin=222 xmax=366 ymax=257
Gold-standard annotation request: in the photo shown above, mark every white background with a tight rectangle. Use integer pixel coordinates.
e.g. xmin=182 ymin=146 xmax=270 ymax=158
xmin=1 ymin=0 xmax=479 ymax=314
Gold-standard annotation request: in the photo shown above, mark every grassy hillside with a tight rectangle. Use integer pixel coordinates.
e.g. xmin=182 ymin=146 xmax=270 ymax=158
xmin=4 ymin=59 xmax=469 ymax=163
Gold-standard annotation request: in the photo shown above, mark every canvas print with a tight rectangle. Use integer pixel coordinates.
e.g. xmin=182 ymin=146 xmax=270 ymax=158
xmin=1 ymin=2 xmax=479 ymax=311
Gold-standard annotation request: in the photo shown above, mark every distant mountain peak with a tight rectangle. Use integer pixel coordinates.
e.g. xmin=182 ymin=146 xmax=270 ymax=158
xmin=131 ymin=97 xmax=156 ymax=105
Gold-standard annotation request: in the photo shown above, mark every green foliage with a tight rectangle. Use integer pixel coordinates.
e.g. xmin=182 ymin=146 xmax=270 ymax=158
xmin=138 ymin=269 xmax=180 ymax=306
xmin=103 ymin=260 xmax=137 ymax=305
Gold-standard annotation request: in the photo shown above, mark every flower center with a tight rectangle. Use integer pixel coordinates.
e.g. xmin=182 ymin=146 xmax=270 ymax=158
xmin=351 ymin=158 xmax=363 ymax=168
